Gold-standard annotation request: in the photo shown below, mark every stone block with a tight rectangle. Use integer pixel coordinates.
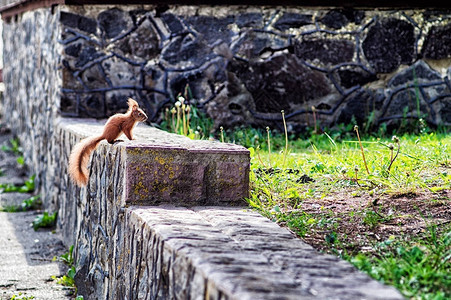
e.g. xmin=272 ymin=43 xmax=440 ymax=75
xmin=362 ymin=18 xmax=415 ymax=73
xmin=61 ymin=118 xmax=250 ymax=207
xmin=124 ymin=133 xmax=249 ymax=206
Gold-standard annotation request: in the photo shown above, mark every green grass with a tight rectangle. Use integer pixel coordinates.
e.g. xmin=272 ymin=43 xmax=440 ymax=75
xmin=245 ymin=128 xmax=450 ymax=299
xmin=351 ymin=226 xmax=451 ymax=299
xmin=249 ymin=131 xmax=449 ymax=197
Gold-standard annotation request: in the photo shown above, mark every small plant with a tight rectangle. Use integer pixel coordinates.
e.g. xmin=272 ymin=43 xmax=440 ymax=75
xmin=160 ymin=85 xmax=213 ymax=140
xmin=0 ymin=195 xmax=42 ymax=212
xmin=32 ymin=211 xmax=57 ymax=231
xmin=10 ymin=293 xmax=35 ymax=300
xmin=52 ymin=265 xmax=76 ymax=287
xmin=1 ymin=137 xmax=22 ymax=155
xmin=21 ymin=195 xmax=42 ymax=211
xmin=16 ymin=155 xmax=25 ymax=166
xmin=52 ymin=245 xmax=77 ymax=294
xmin=353 ymin=165 xmax=360 ymax=186
xmin=55 ymin=244 xmax=75 ymax=266
xmin=412 ymin=67 xmax=425 ymax=130
xmin=325 ymin=231 xmax=338 ymax=245
xmin=0 ymin=175 xmax=36 ymax=193
xmin=0 ymin=137 xmax=26 ymax=166
xmin=281 ymin=110 xmax=289 ymax=168
xmin=387 ymin=135 xmax=400 ymax=173
xmin=362 ymin=208 xmax=383 ymax=229
xmin=266 ymin=127 xmax=272 ymax=168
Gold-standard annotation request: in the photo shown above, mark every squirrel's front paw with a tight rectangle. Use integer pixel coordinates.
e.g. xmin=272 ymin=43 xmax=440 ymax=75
xmin=112 ymin=139 xmax=124 ymax=145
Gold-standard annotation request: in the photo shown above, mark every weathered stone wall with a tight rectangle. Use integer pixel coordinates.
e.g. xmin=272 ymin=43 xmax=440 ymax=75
xmin=59 ymin=5 xmax=451 ymax=132
xmin=55 ymin=118 xmax=253 ymax=298
xmin=55 ymin=118 xmax=403 ymax=300
xmin=2 ymin=7 xmax=62 ymax=210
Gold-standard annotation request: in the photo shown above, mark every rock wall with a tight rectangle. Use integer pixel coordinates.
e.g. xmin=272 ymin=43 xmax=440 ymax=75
xmin=59 ymin=5 xmax=451 ymax=132
xmin=2 ymin=7 xmax=62 ymax=210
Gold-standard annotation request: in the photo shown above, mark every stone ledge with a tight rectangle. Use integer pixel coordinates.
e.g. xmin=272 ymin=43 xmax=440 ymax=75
xmin=59 ymin=117 xmax=249 ymax=206
xmin=123 ymin=205 xmax=404 ymax=300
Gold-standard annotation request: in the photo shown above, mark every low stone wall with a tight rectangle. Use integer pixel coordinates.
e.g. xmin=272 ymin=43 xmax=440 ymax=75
xmin=56 ymin=118 xmax=403 ymax=300
xmin=2 ymin=7 xmax=62 ymax=210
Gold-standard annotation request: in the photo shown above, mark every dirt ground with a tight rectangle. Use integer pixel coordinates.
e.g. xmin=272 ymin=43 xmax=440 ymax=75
xmin=298 ymin=188 xmax=451 ymax=254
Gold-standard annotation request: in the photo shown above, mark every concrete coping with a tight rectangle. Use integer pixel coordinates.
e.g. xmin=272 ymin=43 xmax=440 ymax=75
xmin=60 ymin=117 xmax=250 ymax=207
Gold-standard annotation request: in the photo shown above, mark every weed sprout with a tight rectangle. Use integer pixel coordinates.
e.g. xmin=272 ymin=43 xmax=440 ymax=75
xmin=387 ymin=136 xmax=401 ymax=173
xmin=354 ymin=125 xmax=369 ymax=175
xmin=354 ymin=165 xmax=360 ymax=186
xmin=266 ymin=127 xmax=271 ymax=168
xmin=281 ymin=110 xmax=288 ymax=168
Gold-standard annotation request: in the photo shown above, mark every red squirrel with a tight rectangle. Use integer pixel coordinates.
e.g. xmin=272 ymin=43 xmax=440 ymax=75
xmin=68 ymin=98 xmax=148 ymax=187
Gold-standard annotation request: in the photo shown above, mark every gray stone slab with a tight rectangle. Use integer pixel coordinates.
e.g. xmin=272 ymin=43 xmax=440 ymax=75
xmin=124 ymin=205 xmax=404 ymax=300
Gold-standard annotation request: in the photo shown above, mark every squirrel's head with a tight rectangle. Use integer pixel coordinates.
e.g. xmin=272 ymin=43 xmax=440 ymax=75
xmin=127 ymin=98 xmax=148 ymax=122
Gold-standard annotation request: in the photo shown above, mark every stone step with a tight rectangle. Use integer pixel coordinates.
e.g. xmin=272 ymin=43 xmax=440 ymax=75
xmin=62 ymin=118 xmax=249 ymax=206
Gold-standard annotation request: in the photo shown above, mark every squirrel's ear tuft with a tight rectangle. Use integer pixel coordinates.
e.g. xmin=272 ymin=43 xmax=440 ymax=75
xmin=127 ymin=98 xmax=139 ymax=110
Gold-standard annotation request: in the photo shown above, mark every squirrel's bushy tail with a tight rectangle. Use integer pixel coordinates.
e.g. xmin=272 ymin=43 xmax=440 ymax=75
xmin=68 ymin=136 xmax=104 ymax=187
